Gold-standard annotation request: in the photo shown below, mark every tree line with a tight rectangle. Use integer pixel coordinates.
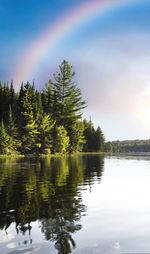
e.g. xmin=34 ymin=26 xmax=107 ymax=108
xmin=0 ymin=60 xmax=105 ymax=155
xmin=105 ymin=139 xmax=150 ymax=153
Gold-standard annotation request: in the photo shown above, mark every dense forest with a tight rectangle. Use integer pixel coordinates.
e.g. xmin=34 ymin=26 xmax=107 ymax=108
xmin=0 ymin=60 xmax=105 ymax=155
xmin=105 ymin=139 xmax=150 ymax=153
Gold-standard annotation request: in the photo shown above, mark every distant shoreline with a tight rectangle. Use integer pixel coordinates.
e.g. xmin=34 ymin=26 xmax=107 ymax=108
xmin=1 ymin=151 xmax=150 ymax=159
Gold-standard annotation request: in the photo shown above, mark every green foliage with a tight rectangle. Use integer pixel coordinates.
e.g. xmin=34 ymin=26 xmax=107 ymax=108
xmin=0 ymin=60 xmax=105 ymax=155
xmin=95 ymin=126 xmax=105 ymax=151
xmin=37 ymin=113 xmax=55 ymax=154
xmin=83 ymin=120 xmax=105 ymax=152
xmin=7 ymin=107 xmax=21 ymax=152
xmin=21 ymin=112 xmax=39 ymax=154
xmin=52 ymin=60 xmax=86 ymax=151
xmin=17 ymin=83 xmax=39 ymax=153
xmin=0 ymin=121 xmax=10 ymax=154
xmin=0 ymin=121 xmax=19 ymax=155
xmin=83 ymin=119 xmax=95 ymax=151
xmin=105 ymin=141 xmax=113 ymax=153
xmin=68 ymin=121 xmax=85 ymax=152
xmin=44 ymin=79 xmax=54 ymax=115
xmin=54 ymin=125 xmax=70 ymax=154
xmin=105 ymin=139 xmax=150 ymax=153
xmin=0 ymin=81 xmax=16 ymax=125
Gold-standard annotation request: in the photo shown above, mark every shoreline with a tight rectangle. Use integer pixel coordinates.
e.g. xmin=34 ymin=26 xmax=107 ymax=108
xmin=1 ymin=151 xmax=150 ymax=159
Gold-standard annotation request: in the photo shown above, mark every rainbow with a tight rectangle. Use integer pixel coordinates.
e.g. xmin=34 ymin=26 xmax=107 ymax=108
xmin=14 ymin=0 xmax=132 ymax=86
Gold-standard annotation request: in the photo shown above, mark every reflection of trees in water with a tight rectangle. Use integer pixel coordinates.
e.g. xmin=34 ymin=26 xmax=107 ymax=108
xmin=0 ymin=155 xmax=104 ymax=253
xmin=41 ymin=215 xmax=81 ymax=253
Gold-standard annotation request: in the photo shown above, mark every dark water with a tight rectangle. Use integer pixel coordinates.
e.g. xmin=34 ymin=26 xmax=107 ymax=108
xmin=0 ymin=155 xmax=150 ymax=254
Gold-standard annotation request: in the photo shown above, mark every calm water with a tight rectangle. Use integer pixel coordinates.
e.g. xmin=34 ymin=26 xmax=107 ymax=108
xmin=0 ymin=155 xmax=150 ymax=254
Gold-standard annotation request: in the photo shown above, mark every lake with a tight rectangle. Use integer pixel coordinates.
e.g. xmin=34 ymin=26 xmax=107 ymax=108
xmin=0 ymin=154 xmax=150 ymax=254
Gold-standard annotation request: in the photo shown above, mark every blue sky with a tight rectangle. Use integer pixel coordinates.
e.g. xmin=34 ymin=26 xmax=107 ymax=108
xmin=1 ymin=0 xmax=150 ymax=140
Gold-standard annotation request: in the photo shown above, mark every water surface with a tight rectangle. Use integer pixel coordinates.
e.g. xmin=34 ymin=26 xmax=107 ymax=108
xmin=0 ymin=155 xmax=150 ymax=253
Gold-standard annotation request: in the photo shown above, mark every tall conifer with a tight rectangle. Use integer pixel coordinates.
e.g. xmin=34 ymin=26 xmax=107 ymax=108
xmin=53 ymin=60 xmax=86 ymax=152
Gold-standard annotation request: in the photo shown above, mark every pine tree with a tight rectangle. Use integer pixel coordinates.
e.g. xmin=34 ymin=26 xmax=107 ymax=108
xmin=18 ymin=83 xmax=39 ymax=154
xmin=68 ymin=121 xmax=85 ymax=152
xmin=2 ymin=83 xmax=10 ymax=125
xmin=0 ymin=61 xmax=105 ymax=155
xmin=83 ymin=120 xmax=105 ymax=152
xmin=53 ymin=125 xmax=70 ymax=154
xmin=21 ymin=111 xmax=39 ymax=154
xmin=37 ymin=113 xmax=55 ymax=154
xmin=10 ymin=80 xmax=15 ymax=110
xmin=0 ymin=120 xmax=17 ymax=155
xmin=44 ymin=80 xmax=54 ymax=115
xmin=7 ymin=107 xmax=17 ymax=137
xmin=53 ymin=60 xmax=86 ymax=152
xmin=83 ymin=119 xmax=96 ymax=152
xmin=0 ymin=121 xmax=10 ymax=154
xmin=7 ymin=107 xmax=20 ymax=152
xmin=95 ymin=126 xmax=105 ymax=152
xmin=53 ymin=60 xmax=86 ymax=123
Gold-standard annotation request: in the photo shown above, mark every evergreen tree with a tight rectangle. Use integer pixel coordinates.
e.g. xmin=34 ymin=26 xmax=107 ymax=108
xmin=10 ymin=80 xmax=15 ymax=111
xmin=53 ymin=61 xmax=86 ymax=123
xmin=2 ymin=83 xmax=10 ymax=124
xmin=83 ymin=120 xmax=105 ymax=152
xmin=0 ymin=61 xmax=105 ymax=155
xmin=0 ymin=120 xmax=17 ymax=155
xmin=37 ymin=113 xmax=55 ymax=154
xmin=7 ymin=107 xmax=17 ymax=137
xmin=16 ymin=82 xmax=25 ymax=127
xmin=44 ymin=80 xmax=54 ymax=115
xmin=0 ymin=121 xmax=10 ymax=154
xmin=21 ymin=111 xmax=39 ymax=154
xmin=53 ymin=60 xmax=86 ymax=152
xmin=53 ymin=126 xmax=70 ymax=154
xmin=7 ymin=107 xmax=20 ymax=152
xmin=18 ymin=83 xmax=39 ymax=154
xmin=95 ymin=126 xmax=105 ymax=152
xmin=35 ymin=91 xmax=43 ymax=117
xmin=18 ymin=82 xmax=24 ymax=103
xmin=83 ymin=119 xmax=96 ymax=152
xmin=68 ymin=121 xmax=85 ymax=152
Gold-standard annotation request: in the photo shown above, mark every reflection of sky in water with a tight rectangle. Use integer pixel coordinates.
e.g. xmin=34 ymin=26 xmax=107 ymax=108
xmin=1 ymin=222 xmax=56 ymax=253
xmin=75 ymin=157 xmax=150 ymax=254
xmin=1 ymin=156 xmax=150 ymax=253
